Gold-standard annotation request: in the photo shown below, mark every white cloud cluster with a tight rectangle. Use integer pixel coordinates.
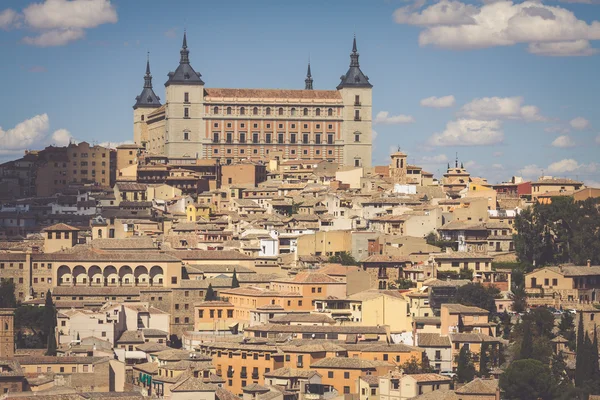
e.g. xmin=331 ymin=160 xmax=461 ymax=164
xmin=429 ymin=119 xmax=504 ymax=146
xmin=460 ymin=96 xmax=545 ymax=121
xmin=374 ymin=111 xmax=415 ymax=125
xmin=420 ymin=95 xmax=456 ymax=108
xmin=551 ymin=135 xmax=575 ymax=148
xmin=0 ymin=8 xmax=19 ymax=30
xmin=0 ymin=0 xmax=117 ymax=46
xmin=570 ymin=116 xmax=590 ymax=130
xmin=0 ymin=114 xmax=72 ymax=154
xmin=393 ymin=0 xmax=600 ymax=56
xmin=520 ymin=158 xmax=598 ymax=179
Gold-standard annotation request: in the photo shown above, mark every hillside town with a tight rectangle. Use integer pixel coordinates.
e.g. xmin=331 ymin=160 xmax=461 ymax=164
xmin=1 ymin=26 xmax=600 ymax=400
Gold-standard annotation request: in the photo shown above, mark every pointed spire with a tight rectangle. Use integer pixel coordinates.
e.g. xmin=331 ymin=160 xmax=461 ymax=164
xmin=143 ymin=52 xmax=153 ymax=89
xmin=350 ymin=34 xmax=359 ymax=67
xmin=305 ymin=60 xmax=313 ymax=90
xmin=180 ymin=30 xmax=190 ymax=64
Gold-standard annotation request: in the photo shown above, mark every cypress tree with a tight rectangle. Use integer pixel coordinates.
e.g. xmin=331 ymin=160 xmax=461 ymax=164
xmin=480 ymin=342 xmax=490 ymax=377
xmin=44 ymin=291 xmax=57 ymax=356
xmin=456 ymin=346 xmax=476 ymax=383
xmin=519 ymin=321 xmax=533 ymax=360
xmin=575 ymin=314 xmax=585 ymax=387
xmin=231 ymin=269 xmax=240 ymax=288
xmin=205 ymin=284 xmax=216 ymax=301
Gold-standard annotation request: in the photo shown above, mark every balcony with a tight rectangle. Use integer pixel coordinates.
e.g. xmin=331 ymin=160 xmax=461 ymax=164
xmin=227 ymin=370 xmax=234 ymax=378
xmin=354 ymin=116 xmax=362 ymax=121
xmin=240 ymin=372 xmax=247 ymax=379
xmin=354 ymin=101 xmax=361 ymax=106
xmin=252 ymin=372 xmax=260 ymax=379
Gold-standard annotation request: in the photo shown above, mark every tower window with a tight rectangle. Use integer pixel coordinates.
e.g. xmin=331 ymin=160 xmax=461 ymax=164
xmin=240 ymin=107 xmax=245 ymax=115
xmin=266 ymin=107 xmax=271 ymax=115
xmin=278 ymin=107 xmax=284 ymax=116
xmin=213 ymin=106 xmax=219 ymax=114
xmin=328 ymin=108 xmax=333 ymax=116
xmin=141 ymin=115 xmax=145 ymax=121
xmin=316 ymin=108 xmax=321 ymax=116
xmin=184 ymin=132 xmax=189 ymax=141
xmin=227 ymin=107 xmax=232 ymax=115
xmin=184 ymin=108 xmax=189 ymax=118
xmin=355 ymin=95 xmax=360 ymax=105
xmin=253 ymin=107 xmax=258 ymax=115
xmin=184 ymin=92 xmax=189 ymax=103
xmin=354 ymin=159 xmax=361 ymax=167
xmin=303 ymin=108 xmax=308 ymax=116
xmin=355 ymin=134 xmax=360 ymax=142
xmin=354 ymin=110 xmax=360 ymax=121
xmin=291 ymin=108 xmax=296 ymax=116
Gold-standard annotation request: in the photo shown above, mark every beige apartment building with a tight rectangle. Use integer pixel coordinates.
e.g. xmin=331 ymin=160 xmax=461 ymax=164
xmin=133 ymin=33 xmax=373 ymax=167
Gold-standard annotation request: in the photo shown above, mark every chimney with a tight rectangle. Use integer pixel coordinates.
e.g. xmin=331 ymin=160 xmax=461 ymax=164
xmin=588 ymin=259 xmax=592 ymax=268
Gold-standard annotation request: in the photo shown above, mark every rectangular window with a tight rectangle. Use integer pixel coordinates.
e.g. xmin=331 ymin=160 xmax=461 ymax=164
xmin=226 ymin=132 xmax=232 ymax=143
xmin=328 ymin=371 xmax=334 ymax=378
xmin=552 ymin=278 xmax=558 ymax=286
xmin=184 ymin=131 xmax=189 ymax=141
xmin=327 ymin=134 xmax=334 ymax=144
xmin=344 ymin=372 xmax=350 ymax=379
xmin=184 ymin=92 xmax=189 ymax=102
xmin=184 ymin=108 xmax=189 ymax=118
xmin=239 ymin=132 xmax=246 ymax=143
xmin=265 ymin=133 xmax=271 ymax=144
xmin=290 ymin=133 xmax=296 ymax=144
xmin=278 ymin=133 xmax=284 ymax=143
xmin=303 ymin=134 xmax=309 ymax=144
xmin=253 ymin=133 xmax=259 ymax=143
xmin=213 ymin=132 xmax=219 ymax=143
xmin=344 ymin=387 xmax=350 ymax=394
xmin=315 ymin=134 xmax=321 ymax=144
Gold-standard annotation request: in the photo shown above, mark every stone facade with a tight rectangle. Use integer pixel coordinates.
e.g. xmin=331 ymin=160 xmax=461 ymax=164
xmin=0 ymin=309 xmax=15 ymax=358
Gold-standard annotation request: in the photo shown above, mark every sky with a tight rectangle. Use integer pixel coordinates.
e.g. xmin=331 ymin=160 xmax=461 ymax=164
xmin=1 ymin=0 xmax=600 ymax=185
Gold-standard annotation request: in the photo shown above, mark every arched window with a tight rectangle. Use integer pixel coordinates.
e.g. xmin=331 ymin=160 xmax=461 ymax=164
xmin=316 ymin=108 xmax=321 ymax=116
xmin=97 ymin=229 xmax=102 ymax=238
xmin=240 ymin=107 xmax=245 ymax=115
xmin=226 ymin=107 xmax=232 ymax=115
xmin=278 ymin=107 xmax=284 ymax=116
xmin=291 ymin=108 xmax=296 ymax=116
xmin=327 ymin=108 xmax=333 ymax=116
xmin=303 ymin=108 xmax=308 ymax=116
xmin=213 ymin=106 xmax=219 ymax=114
xmin=253 ymin=107 xmax=258 ymax=115
xmin=266 ymin=107 xmax=271 ymax=115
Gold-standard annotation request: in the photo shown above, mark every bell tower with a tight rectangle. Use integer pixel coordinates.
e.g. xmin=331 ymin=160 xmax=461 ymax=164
xmin=133 ymin=53 xmax=161 ymax=149
xmin=0 ymin=309 xmax=15 ymax=358
xmin=389 ymin=149 xmax=407 ymax=184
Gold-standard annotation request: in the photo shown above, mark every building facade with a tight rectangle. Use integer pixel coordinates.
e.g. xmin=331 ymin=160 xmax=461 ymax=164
xmin=134 ymin=34 xmax=373 ymax=167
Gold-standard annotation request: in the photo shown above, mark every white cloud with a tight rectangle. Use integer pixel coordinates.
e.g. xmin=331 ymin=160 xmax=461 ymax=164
xmin=374 ymin=111 xmax=415 ymax=125
xmin=97 ymin=140 xmax=133 ymax=149
xmin=420 ymin=95 xmax=456 ymax=108
xmin=428 ymin=119 xmax=504 ymax=146
xmin=11 ymin=0 xmax=118 ymax=47
xmin=493 ymin=151 xmax=503 ymax=157
xmin=528 ymin=40 xmax=599 ymax=56
xmin=393 ymin=0 xmax=600 ymax=56
xmin=570 ymin=116 xmax=590 ymax=130
xmin=464 ymin=160 xmax=478 ymax=169
xmin=545 ymin=125 xmax=570 ymax=134
xmin=596 ymin=134 xmax=600 ymax=144
xmin=520 ymin=164 xmax=542 ymax=178
xmin=460 ymin=96 xmax=545 ymax=121
xmin=421 ymin=154 xmax=449 ymax=163
xmin=372 ymin=130 xmax=378 ymax=140
xmin=0 ymin=114 xmax=71 ymax=153
xmin=551 ymin=135 xmax=575 ymax=148
xmin=0 ymin=8 xmax=19 ymax=30
xmin=492 ymin=163 xmax=504 ymax=169
xmin=23 ymin=28 xmax=85 ymax=46
xmin=547 ymin=158 xmax=598 ymax=174
xmin=51 ymin=129 xmax=72 ymax=146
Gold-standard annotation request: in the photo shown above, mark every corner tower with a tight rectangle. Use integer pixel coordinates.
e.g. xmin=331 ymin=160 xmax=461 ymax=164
xmin=164 ymin=31 xmax=205 ymax=158
xmin=305 ymin=62 xmax=313 ymax=90
xmin=337 ymin=36 xmax=373 ymax=168
xmin=133 ymin=53 xmax=161 ymax=148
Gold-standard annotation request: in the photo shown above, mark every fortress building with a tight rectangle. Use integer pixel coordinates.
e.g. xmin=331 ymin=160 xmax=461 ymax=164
xmin=133 ymin=33 xmax=373 ymax=167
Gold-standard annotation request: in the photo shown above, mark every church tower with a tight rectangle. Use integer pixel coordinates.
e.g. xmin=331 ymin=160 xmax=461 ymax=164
xmin=337 ymin=36 xmax=373 ymax=168
xmin=133 ymin=53 xmax=161 ymax=149
xmin=0 ymin=309 xmax=14 ymax=358
xmin=164 ymin=31 xmax=205 ymax=158
xmin=389 ymin=149 xmax=408 ymax=184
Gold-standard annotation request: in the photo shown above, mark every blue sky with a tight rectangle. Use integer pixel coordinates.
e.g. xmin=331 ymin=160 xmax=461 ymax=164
xmin=1 ymin=0 xmax=600 ymax=185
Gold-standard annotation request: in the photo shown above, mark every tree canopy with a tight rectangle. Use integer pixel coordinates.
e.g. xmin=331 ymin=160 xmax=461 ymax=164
xmin=231 ymin=269 xmax=240 ymax=288
xmin=455 ymin=283 xmax=500 ymax=314
xmin=514 ymin=197 xmax=600 ymax=267
xmin=328 ymin=252 xmax=360 ymax=266
xmin=0 ymin=279 xmax=17 ymax=308
xmin=500 ymin=359 xmax=555 ymax=400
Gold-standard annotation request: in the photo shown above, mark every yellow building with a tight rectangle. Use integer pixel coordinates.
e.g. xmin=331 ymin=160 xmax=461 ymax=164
xmin=187 ymin=203 xmax=212 ymax=222
xmin=42 ymin=223 xmax=80 ymax=253
xmin=531 ymin=177 xmax=584 ymax=200
xmin=133 ymin=33 xmax=373 ymax=167
xmin=296 ymin=230 xmax=353 ymax=257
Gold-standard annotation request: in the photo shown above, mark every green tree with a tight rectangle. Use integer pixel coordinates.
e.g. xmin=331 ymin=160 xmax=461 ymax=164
xmin=14 ymin=305 xmax=45 ymax=335
xmin=44 ymin=291 xmax=57 ymax=356
xmin=479 ymin=343 xmax=490 ymax=377
xmin=558 ymin=312 xmax=576 ymax=351
xmin=328 ymin=252 xmax=360 ymax=266
xmin=500 ymin=359 xmax=554 ymax=400
xmin=575 ymin=313 xmax=586 ymax=388
xmin=510 ymin=285 xmax=528 ymax=314
xmin=519 ymin=321 xmax=534 ymax=360
xmin=456 ymin=346 xmax=476 ymax=383
xmin=231 ymin=269 xmax=240 ymax=288
xmin=205 ymin=284 xmax=216 ymax=301
xmin=0 ymin=279 xmax=17 ymax=308
xmin=499 ymin=310 xmax=512 ymax=339
xmin=455 ymin=283 xmax=500 ymax=314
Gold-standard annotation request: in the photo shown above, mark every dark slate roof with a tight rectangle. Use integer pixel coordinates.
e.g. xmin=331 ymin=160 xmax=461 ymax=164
xmin=165 ymin=32 xmax=204 ymax=87
xmin=337 ymin=36 xmax=372 ymax=89
xmin=134 ymin=55 xmax=162 ymax=109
